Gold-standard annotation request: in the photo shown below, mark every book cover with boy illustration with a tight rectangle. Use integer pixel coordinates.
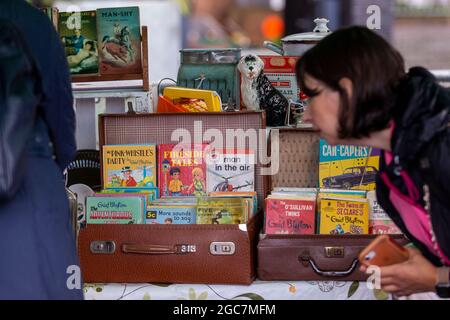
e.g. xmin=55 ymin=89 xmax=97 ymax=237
xmin=319 ymin=139 xmax=380 ymax=191
xmin=97 ymin=7 xmax=142 ymax=75
xmin=205 ymin=149 xmax=255 ymax=194
xmin=102 ymin=144 xmax=156 ymax=190
xmin=59 ymin=11 xmax=98 ymax=75
xmin=158 ymin=144 xmax=208 ymax=197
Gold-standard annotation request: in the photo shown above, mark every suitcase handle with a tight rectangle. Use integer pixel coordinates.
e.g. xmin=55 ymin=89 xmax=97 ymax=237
xmin=300 ymin=254 xmax=359 ymax=277
xmin=122 ymin=244 xmax=177 ymax=255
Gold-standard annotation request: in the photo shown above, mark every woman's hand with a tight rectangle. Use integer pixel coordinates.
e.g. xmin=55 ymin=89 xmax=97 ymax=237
xmin=360 ymin=248 xmax=438 ymax=297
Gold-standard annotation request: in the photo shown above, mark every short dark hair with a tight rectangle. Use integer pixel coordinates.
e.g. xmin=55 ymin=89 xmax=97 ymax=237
xmin=296 ymin=26 xmax=406 ymax=139
xmin=85 ymin=41 xmax=95 ymax=51
xmin=170 ymin=167 xmax=180 ymax=176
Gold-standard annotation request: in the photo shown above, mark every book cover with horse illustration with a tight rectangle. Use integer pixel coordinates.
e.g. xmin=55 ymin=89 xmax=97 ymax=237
xmin=97 ymin=7 xmax=142 ymax=75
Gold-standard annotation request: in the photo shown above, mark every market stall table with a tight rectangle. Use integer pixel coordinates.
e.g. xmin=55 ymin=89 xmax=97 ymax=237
xmin=83 ymin=280 xmax=390 ymax=300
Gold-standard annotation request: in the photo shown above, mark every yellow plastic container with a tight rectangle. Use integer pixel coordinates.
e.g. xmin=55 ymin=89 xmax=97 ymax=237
xmin=162 ymin=86 xmax=222 ymax=112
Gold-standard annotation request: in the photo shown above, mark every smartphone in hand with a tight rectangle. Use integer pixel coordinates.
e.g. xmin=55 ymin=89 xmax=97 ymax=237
xmin=359 ymin=235 xmax=410 ymax=267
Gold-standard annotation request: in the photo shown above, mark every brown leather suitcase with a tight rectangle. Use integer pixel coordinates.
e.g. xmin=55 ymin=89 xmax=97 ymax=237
xmin=257 ymin=128 xmax=408 ymax=281
xmin=78 ymin=111 xmax=266 ymax=284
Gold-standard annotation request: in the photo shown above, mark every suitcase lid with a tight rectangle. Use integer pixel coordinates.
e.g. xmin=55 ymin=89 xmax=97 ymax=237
xmin=99 ymin=111 xmax=267 ymax=205
xmin=267 ymin=127 xmax=320 ymax=195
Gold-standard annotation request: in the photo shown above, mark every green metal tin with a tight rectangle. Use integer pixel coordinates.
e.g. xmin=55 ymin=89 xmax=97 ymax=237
xmin=177 ymin=48 xmax=241 ymax=109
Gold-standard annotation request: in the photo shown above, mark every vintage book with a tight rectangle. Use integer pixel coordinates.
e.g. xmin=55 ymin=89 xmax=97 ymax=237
xmin=367 ymin=190 xmax=389 ymax=220
xmin=97 ymin=7 xmax=142 ymax=75
xmin=102 ymin=144 xmax=157 ymax=190
xmin=273 ymin=187 xmax=318 ymax=193
xmin=206 ymin=149 xmax=255 ymax=193
xmin=100 ymin=187 xmax=159 ymax=202
xmin=158 ymin=144 xmax=208 ymax=197
xmin=209 ymin=191 xmax=258 ymax=216
xmin=95 ymin=192 xmax=148 ymax=209
xmin=319 ymin=189 xmax=367 ymax=199
xmin=146 ymin=205 xmax=197 ymax=224
xmin=59 ymin=10 xmax=99 ymax=75
xmin=151 ymin=197 xmax=198 ymax=206
xmin=369 ymin=220 xmax=402 ymax=235
xmin=318 ymin=197 xmax=369 ymax=235
xmin=265 ymin=197 xmax=316 ymax=235
xmin=86 ymin=196 xmax=145 ymax=224
xmin=367 ymin=191 xmax=402 ymax=234
xmin=319 ymin=139 xmax=380 ymax=191
xmin=196 ymin=197 xmax=247 ymax=224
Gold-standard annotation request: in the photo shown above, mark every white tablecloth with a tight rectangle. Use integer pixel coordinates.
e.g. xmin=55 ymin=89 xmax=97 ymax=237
xmin=83 ymin=280 xmax=391 ymax=300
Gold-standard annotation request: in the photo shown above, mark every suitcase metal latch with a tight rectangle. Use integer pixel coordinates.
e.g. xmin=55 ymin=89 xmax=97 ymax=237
xmin=209 ymin=242 xmax=236 ymax=255
xmin=325 ymin=247 xmax=345 ymax=258
xmin=90 ymin=241 xmax=116 ymax=254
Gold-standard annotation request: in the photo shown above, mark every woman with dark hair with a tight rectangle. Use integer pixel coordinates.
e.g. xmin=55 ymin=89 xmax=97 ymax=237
xmin=296 ymin=26 xmax=450 ymax=298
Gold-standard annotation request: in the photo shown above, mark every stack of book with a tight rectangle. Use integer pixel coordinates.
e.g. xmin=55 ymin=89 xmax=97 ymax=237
xmin=317 ymin=189 xmax=369 ymax=235
xmin=83 ymin=143 xmax=257 ymax=225
xmin=264 ymin=188 xmax=317 ymax=235
xmin=319 ymin=139 xmax=401 ymax=235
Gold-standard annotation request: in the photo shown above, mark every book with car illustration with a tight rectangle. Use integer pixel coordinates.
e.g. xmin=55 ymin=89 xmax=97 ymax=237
xmin=319 ymin=139 xmax=380 ymax=191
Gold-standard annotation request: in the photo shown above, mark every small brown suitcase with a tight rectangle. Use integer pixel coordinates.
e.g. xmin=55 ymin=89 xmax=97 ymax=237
xmin=78 ymin=111 xmax=266 ymax=284
xmin=257 ymin=128 xmax=408 ymax=281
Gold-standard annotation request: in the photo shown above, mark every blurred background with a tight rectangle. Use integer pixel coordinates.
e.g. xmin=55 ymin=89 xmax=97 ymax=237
xmin=35 ymin=0 xmax=450 ymax=82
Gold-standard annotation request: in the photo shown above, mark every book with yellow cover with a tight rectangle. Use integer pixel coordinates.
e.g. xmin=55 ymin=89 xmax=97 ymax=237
xmin=318 ymin=197 xmax=369 ymax=235
xmin=196 ymin=197 xmax=247 ymax=224
xmin=319 ymin=139 xmax=380 ymax=191
xmin=102 ymin=144 xmax=157 ymax=190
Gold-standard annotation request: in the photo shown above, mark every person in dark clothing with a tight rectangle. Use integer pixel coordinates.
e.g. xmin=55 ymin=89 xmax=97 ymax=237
xmin=296 ymin=26 xmax=450 ymax=298
xmin=0 ymin=0 xmax=82 ymax=299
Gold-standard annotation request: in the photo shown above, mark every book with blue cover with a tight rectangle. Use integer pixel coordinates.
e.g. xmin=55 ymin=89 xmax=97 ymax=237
xmin=97 ymin=6 xmax=142 ymax=75
xmin=146 ymin=205 xmax=197 ymax=224
xmin=86 ymin=196 xmax=145 ymax=224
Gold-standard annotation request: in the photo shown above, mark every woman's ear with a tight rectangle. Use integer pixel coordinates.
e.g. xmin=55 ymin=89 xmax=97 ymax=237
xmin=338 ymin=77 xmax=353 ymax=100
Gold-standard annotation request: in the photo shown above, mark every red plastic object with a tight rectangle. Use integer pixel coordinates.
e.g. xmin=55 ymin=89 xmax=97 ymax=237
xmin=157 ymin=96 xmax=188 ymax=113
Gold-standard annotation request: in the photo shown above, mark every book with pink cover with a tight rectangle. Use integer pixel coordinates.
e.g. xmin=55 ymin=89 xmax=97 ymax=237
xmin=158 ymin=144 xmax=209 ymax=197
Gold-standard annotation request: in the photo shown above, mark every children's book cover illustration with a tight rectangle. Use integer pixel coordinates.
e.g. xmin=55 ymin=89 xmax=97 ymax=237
xmin=319 ymin=140 xmax=380 ymax=191
xmin=158 ymin=144 xmax=208 ymax=197
xmin=102 ymin=144 xmax=157 ymax=190
xmin=206 ymin=149 xmax=255 ymax=193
